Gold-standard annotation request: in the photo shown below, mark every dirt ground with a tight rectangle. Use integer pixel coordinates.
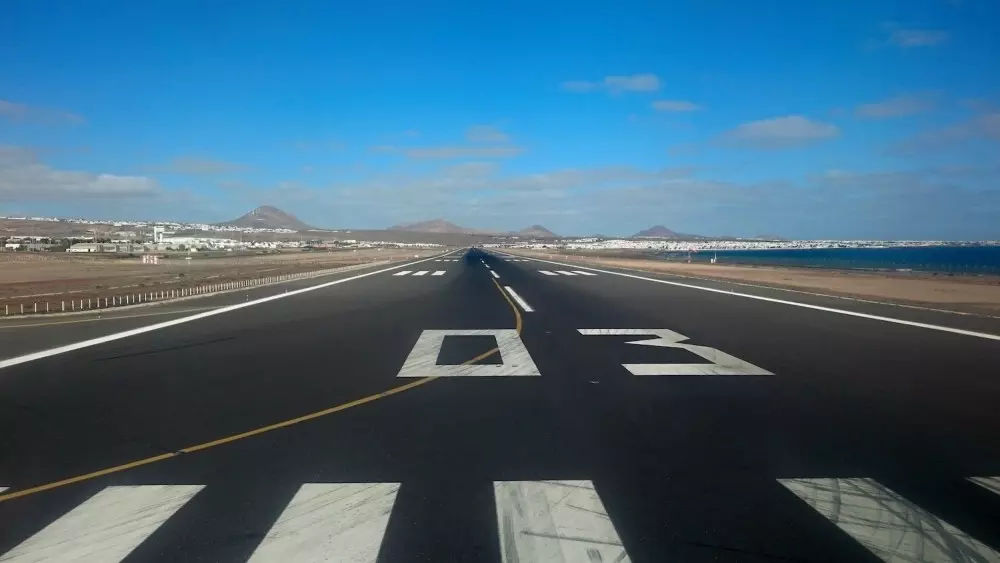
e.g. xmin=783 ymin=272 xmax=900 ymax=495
xmin=0 ymin=248 xmax=446 ymax=311
xmin=511 ymin=249 xmax=1000 ymax=316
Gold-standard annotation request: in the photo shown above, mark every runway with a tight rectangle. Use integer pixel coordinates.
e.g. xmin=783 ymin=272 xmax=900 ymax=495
xmin=1 ymin=248 xmax=999 ymax=562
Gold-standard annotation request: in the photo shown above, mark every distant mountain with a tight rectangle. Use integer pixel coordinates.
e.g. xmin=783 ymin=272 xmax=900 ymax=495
xmin=633 ymin=225 xmax=682 ymax=238
xmin=388 ymin=218 xmax=472 ymax=234
xmin=633 ymin=225 xmax=708 ymax=239
xmin=517 ymin=225 xmax=558 ymax=238
xmin=219 ymin=206 xmax=313 ymax=231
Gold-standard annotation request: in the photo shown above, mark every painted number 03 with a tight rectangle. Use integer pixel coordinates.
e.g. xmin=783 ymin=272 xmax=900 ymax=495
xmin=578 ymin=329 xmax=773 ymax=376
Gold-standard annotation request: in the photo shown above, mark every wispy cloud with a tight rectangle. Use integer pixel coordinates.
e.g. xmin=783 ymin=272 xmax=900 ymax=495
xmin=878 ymin=22 xmax=950 ymax=48
xmin=0 ymin=100 xmax=85 ymax=125
xmin=718 ymin=116 xmax=839 ymax=149
xmin=891 ymin=112 xmax=1000 ymax=153
xmin=402 ymin=146 xmax=524 ymax=160
xmin=561 ymin=73 xmax=661 ymax=94
xmin=152 ymin=157 xmax=250 ymax=175
xmin=0 ymin=146 xmax=159 ymax=202
xmin=855 ymin=93 xmax=937 ymax=118
xmin=466 ymin=125 xmax=510 ymax=143
xmin=652 ymin=100 xmax=703 ymax=112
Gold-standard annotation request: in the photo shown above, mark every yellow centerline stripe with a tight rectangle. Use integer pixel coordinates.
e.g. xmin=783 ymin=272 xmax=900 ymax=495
xmin=0 ymin=265 xmax=522 ymax=503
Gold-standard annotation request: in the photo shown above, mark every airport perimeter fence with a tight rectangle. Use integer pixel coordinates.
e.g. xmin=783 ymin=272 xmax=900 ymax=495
xmin=2 ymin=261 xmax=387 ymax=318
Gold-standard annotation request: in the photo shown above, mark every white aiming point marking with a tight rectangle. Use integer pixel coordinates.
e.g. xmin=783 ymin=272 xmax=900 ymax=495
xmin=396 ymin=329 xmax=541 ymax=377
xmin=578 ymin=329 xmax=772 ymax=376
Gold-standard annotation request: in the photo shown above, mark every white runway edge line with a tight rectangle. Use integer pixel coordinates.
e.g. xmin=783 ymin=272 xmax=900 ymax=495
xmin=503 ymin=286 xmax=534 ymax=313
xmin=0 ymin=252 xmax=458 ymax=370
xmin=502 ymin=254 xmax=1000 ymax=342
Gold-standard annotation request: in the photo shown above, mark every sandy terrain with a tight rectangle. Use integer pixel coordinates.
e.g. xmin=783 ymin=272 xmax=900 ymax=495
xmin=510 ymin=249 xmax=1000 ymax=315
xmin=0 ymin=248 xmax=446 ymax=313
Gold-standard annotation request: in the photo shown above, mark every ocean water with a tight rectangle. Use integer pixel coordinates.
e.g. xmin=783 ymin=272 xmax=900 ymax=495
xmin=664 ymin=246 xmax=1000 ymax=275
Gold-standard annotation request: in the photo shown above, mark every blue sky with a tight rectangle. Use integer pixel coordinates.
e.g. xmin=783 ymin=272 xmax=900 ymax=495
xmin=1 ymin=0 xmax=998 ymax=239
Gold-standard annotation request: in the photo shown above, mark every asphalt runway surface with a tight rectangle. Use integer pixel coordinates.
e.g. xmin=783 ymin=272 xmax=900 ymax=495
xmin=1 ymin=248 xmax=999 ymax=562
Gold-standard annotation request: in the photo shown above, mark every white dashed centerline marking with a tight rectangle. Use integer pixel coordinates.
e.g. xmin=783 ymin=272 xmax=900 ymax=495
xmin=491 ymin=270 xmax=500 ymax=279
xmin=504 ymin=286 xmax=534 ymax=313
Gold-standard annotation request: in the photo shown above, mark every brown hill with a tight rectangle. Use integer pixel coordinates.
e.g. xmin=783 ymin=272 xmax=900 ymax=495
xmin=219 ymin=206 xmax=313 ymax=231
xmin=387 ymin=219 xmax=473 ymax=234
xmin=517 ymin=225 xmax=559 ymax=238
xmin=633 ymin=225 xmax=681 ymax=238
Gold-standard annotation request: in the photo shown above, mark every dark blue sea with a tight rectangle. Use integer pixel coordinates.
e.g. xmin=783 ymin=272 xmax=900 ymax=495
xmin=664 ymin=246 xmax=1000 ymax=275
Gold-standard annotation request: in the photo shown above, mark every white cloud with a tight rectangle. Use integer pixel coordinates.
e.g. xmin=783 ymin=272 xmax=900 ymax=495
xmin=0 ymin=99 xmax=84 ymax=125
xmin=561 ymin=73 xmax=661 ymax=94
xmin=466 ymin=125 xmax=510 ymax=143
xmin=0 ymin=146 xmax=160 ymax=202
xmin=652 ymin=100 xmax=703 ymax=112
xmin=855 ymin=94 xmax=936 ymax=118
xmin=719 ymin=116 xmax=840 ymax=149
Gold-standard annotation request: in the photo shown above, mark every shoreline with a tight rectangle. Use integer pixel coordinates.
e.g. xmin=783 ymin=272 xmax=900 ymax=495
xmin=510 ymin=249 xmax=1000 ymax=316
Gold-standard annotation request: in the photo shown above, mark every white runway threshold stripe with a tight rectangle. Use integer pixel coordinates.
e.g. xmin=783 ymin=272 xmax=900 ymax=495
xmin=0 ymin=485 xmax=203 ymax=563
xmin=539 ymin=270 xmax=558 ymax=276
xmin=494 ymin=480 xmax=630 ymax=563
xmin=0 ymin=251 xmax=456 ymax=371
xmin=503 ymin=286 xmax=534 ymax=312
xmin=779 ymin=478 xmax=1000 ymax=563
xmin=246 ymin=483 xmax=400 ymax=563
xmin=970 ymin=476 xmax=1000 ymax=497
xmin=412 ymin=271 xmax=428 ymax=276
xmin=507 ymin=254 xmax=1000 ymax=342
xmin=432 ymin=270 xmax=446 ymax=276
xmin=393 ymin=271 xmax=412 ymax=276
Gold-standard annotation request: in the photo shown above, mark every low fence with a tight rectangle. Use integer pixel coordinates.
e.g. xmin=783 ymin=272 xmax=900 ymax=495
xmin=2 ymin=261 xmax=386 ymax=318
